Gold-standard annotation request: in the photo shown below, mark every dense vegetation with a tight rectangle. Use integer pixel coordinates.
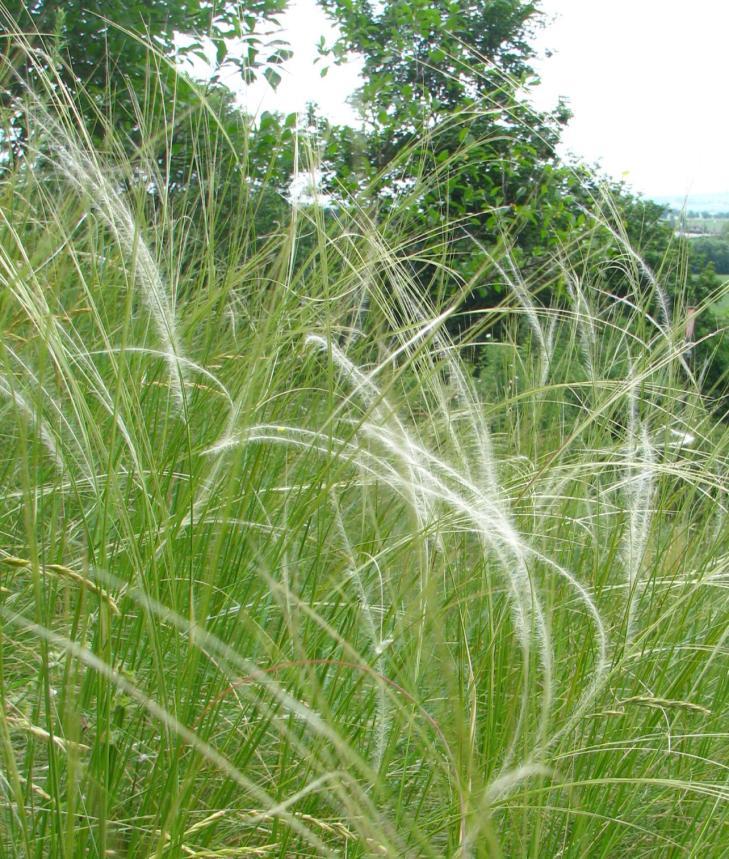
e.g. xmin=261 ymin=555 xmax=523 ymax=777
xmin=0 ymin=2 xmax=728 ymax=856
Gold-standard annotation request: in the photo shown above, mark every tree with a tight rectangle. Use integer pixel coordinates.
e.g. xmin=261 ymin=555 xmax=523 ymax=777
xmin=319 ymin=0 xmax=545 ymax=137
xmin=0 ymin=0 xmax=290 ymax=145
xmin=314 ymin=1 xmax=575 ymax=305
xmin=0 ymin=1 xmax=304 ymax=262
xmin=316 ymin=1 xmax=722 ymax=316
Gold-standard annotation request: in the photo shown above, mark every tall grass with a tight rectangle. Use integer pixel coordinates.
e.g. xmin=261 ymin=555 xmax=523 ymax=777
xmin=0 ymin=39 xmax=728 ymax=858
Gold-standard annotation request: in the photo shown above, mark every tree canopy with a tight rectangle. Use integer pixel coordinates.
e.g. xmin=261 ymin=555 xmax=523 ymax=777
xmin=1 ymin=0 xmax=723 ymax=388
xmin=0 ymin=0 xmax=289 ymax=144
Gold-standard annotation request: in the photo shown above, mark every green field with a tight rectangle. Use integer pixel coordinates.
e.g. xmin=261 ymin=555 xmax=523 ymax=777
xmin=1 ymin=11 xmax=728 ymax=858
xmin=0 ymin=106 xmax=727 ymax=859
xmin=682 ymin=217 xmax=729 ymax=235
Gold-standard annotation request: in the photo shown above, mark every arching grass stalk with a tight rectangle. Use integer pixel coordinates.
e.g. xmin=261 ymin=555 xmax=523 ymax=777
xmin=621 ymin=376 xmax=657 ymax=649
xmin=331 ymin=492 xmax=391 ymax=774
xmin=29 ymin=106 xmax=189 ymax=414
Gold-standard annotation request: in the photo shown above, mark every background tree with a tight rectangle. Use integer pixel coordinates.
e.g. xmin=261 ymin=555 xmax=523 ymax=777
xmin=0 ymin=0 xmax=290 ymax=147
xmin=0 ymin=1 xmax=301 ymax=262
xmin=313 ymin=1 xmax=587 ymax=309
xmin=314 ymin=0 xmax=722 ymax=348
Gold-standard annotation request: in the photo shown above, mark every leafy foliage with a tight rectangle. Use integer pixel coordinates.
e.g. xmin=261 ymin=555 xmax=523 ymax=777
xmin=691 ymin=236 xmax=729 ymax=276
xmin=0 ymin=0 xmax=289 ymax=144
xmin=317 ymin=1 xmax=570 ymax=243
xmin=312 ymin=0 xmax=727 ymax=408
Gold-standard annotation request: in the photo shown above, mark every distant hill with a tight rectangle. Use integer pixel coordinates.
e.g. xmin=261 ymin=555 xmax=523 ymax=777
xmin=651 ymin=192 xmax=729 ymax=215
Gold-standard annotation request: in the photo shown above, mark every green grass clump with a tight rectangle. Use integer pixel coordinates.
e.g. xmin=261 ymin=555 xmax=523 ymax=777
xmin=0 ymin=56 xmax=728 ymax=859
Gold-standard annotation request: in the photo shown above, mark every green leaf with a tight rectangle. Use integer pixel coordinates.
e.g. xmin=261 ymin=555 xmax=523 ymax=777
xmin=263 ymin=67 xmax=282 ymax=90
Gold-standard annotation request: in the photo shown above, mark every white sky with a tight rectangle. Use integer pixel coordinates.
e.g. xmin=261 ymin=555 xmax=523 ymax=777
xmin=532 ymin=0 xmax=729 ymax=197
xmin=203 ymin=0 xmax=729 ymax=198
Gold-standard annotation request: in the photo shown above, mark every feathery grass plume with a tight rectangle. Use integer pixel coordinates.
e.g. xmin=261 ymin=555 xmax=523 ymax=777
xmin=373 ymin=234 xmax=502 ymax=497
xmin=332 ymin=224 xmax=561 ymax=772
xmin=303 ymin=327 xmax=441 ymax=658
xmin=306 ymin=333 xmax=438 ymax=539
xmin=1 ymin=21 xmax=728 ymax=858
xmin=495 ymin=249 xmax=553 ymax=388
xmin=239 ymin=331 xmax=555 ymax=778
xmin=620 ymin=371 xmax=657 ymax=648
xmin=0 ymin=372 xmax=62 ymax=470
xmin=565 ymin=270 xmax=597 ymax=378
xmin=578 ymin=200 xmax=696 ymax=381
xmin=235 ymin=415 xmax=555 ymax=806
xmin=0 ymin=156 xmax=152 ymax=494
xmin=267 ymin=196 xmax=664 ymax=819
xmin=28 ymin=103 xmax=189 ymax=414
xmin=331 ymin=492 xmax=391 ymax=773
